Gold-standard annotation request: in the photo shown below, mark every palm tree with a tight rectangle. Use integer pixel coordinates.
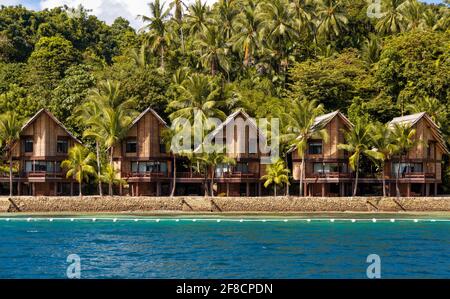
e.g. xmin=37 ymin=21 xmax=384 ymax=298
xmin=169 ymin=0 xmax=188 ymax=51
xmin=406 ymin=96 xmax=448 ymax=128
xmin=83 ymin=80 xmax=137 ymax=196
xmin=161 ymin=123 xmax=186 ymax=197
xmin=196 ymin=144 xmax=236 ymax=197
xmin=376 ymin=0 xmax=408 ymax=35
xmin=129 ymin=42 xmax=153 ymax=70
xmin=140 ymin=0 xmax=171 ymax=70
xmin=213 ymin=0 xmax=238 ymax=41
xmin=289 ymin=0 xmax=314 ymax=39
xmin=0 ymin=111 xmax=23 ymax=197
xmin=99 ymin=164 xmax=127 ymax=196
xmin=61 ymin=145 xmax=97 ymax=198
xmin=230 ymin=1 xmax=262 ymax=67
xmin=262 ymin=159 xmax=290 ymax=197
xmin=402 ymin=0 xmax=426 ymax=31
xmin=282 ymin=99 xmax=327 ymax=197
xmin=390 ymin=123 xmax=418 ymax=198
xmin=168 ymin=73 xmax=226 ymax=123
xmin=370 ymin=123 xmax=397 ymax=197
xmin=362 ymin=34 xmax=382 ymax=64
xmin=315 ymin=0 xmax=348 ymax=41
xmin=338 ymin=120 xmax=383 ymax=197
xmin=76 ymin=101 xmax=104 ymax=196
xmin=257 ymin=0 xmax=295 ymax=74
xmin=186 ymin=0 xmax=210 ymax=36
xmin=194 ymin=26 xmax=231 ymax=75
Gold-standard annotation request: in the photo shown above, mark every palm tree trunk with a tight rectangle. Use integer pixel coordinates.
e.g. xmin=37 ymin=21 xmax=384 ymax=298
xmin=210 ymin=167 xmax=215 ymax=197
xmin=285 ymin=155 xmax=289 ymax=196
xmin=396 ymin=157 xmax=402 ymax=198
xmin=109 ymin=147 xmax=114 ymax=196
xmin=274 ymin=185 xmax=277 ymax=197
xmin=96 ymin=141 xmax=103 ymax=196
xmin=353 ymin=157 xmax=360 ymax=197
xmin=211 ymin=58 xmax=216 ymax=76
xmin=8 ymin=153 xmax=13 ymax=197
xmin=79 ymin=180 xmax=83 ymax=198
xmin=170 ymin=156 xmax=177 ymax=197
xmin=160 ymin=46 xmax=165 ymax=70
xmin=299 ymin=156 xmax=305 ymax=197
xmin=382 ymin=163 xmax=386 ymax=197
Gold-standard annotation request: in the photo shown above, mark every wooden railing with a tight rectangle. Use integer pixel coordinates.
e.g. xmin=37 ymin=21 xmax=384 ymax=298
xmin=403 ymin=172 xmax=435 ymax=179
xmin=24 ymin=171 xmax=65 ymax=178
xmin=307 ymin=172 xmax=351 ymax=178
xmin=221 ymin=172 xmax=257 ymax=178
xmin=177 ymin=172 xmax=204 ymax=178
xmin=124 ymin=172 xmax=168 ymax=178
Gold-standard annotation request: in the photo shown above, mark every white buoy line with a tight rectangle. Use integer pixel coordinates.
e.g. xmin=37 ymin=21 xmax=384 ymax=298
xmin=0 ymin=217 xmax=449 ymax=223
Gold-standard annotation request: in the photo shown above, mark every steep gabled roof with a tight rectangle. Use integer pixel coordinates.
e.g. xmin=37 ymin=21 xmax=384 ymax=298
xmin=312 ymin=111 xmax=353 ymax=131
xmin=194 ymin=109 xmax=267 ymax=153
xmin=21 ymin=109 xmax=82 ymax=144
xmin=287 ymin=111 xmax=353 ymax=153
xmin=130 ymin=107 xmax=168 ymax=129
xmin=389 ymin=112 xmax=449 ymax=154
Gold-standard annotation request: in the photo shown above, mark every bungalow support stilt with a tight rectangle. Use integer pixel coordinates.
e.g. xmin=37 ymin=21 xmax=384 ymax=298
xmin=434 ymin=183 xmax=438 ymax=196
xmin=321 ymin=183 xmax=325 ymax=198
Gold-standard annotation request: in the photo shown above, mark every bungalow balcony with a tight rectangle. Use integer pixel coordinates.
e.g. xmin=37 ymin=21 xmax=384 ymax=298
xmin=23 ymin=171 xmax=65 ymax=179
xmin=124 ymin=171 xmax=168 ymax=178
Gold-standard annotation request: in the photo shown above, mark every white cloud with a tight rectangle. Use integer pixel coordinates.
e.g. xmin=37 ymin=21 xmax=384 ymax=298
xmin=40 ymin=0 xmax=217 ymax=30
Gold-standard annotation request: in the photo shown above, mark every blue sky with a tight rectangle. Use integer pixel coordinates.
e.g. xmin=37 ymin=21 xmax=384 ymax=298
xmin=1 ymin=0 xmax=447 ymax=29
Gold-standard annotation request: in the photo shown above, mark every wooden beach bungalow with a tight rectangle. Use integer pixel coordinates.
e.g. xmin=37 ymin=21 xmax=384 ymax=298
xmin=0 ymin=109 xmax=82 ymax=196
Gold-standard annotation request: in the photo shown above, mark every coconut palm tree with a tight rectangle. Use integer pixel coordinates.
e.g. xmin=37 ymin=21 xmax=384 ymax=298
xmin=362 ymin=34 xmax=382 ymax=64
xmin=338 ymin=120 xmax=383 ymax=197
xmin=194 ymin=26 xmax=231 ymax=75
xmin=213 ymin=0 xmax=238 ymax=40
xmin=370 ymin=123 xmax=397 ymax=197
xmin=168 ymin=73 xmax=226 ymax=123
xmin=282 ymin=98 xmax=327 ymax=197
xmin=185 ymin=0 xmax=211 ymax=36
xmin=230 ymin=1 xmax=262 ymax=67
xmin=257 ymin=0 xmax=295 ymax=73
xmin=315 ymin=0 xmax=348 ymax=41
xmin=289 ymin=0 xmax=314 ymax=39
xmin=99 ymin=164 xmax=127 ymax=196
xmin=139 ymin=0 xmax=171 ymax=70
xmin=75 ymin=101 xmax=104 ymax=196
xmin=406 ymin=96 xmax=448 ymax=128
xmin=0 ymin=111 xmax=23 ymax=197
xmin=390 ymin=123 xmax=418 ymax=198
xmin=262 ymin=159 xmax=290 ymax=197
xmin=129 ymin=42 xmax=153 ymax=70
xmin=61 ymin=145 xmax=97 ymax=198
xmin=376 ymin=0 xmax=408 ymax=35
xmin=402 ymin=0 xmax=426 ymax=31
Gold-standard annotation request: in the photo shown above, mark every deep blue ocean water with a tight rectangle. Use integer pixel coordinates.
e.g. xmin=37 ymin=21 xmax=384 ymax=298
xmin=0 ymin=217 xmax=448 ymax=279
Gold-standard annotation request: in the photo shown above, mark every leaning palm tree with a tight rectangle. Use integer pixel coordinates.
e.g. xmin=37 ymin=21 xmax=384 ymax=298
xmin=99 ymin=164 xmax=127 ymax=197
xmin=370 ymin=123 xmax=397 ymax=197
xmin=375 ymin=0 xmax=408 ymax=35
xmin=338 ymin=120 xmax=383 ymax=197
xmin=139 ymin=0 xmax=171 ymax=70
xmin=282 ymin=98 xmax=327 ymax=197
xmin=390 ymin=123 xmax=418 ymax=198
xmin=61 ymin=145 xmax=97 ymax=198
xmin=0 ymin=111 xmax=23 ymax=197
xmin=289 ymin=0 xmax=314 ymax=39
xmin=262 ymin=159 xmax=290 ymax=197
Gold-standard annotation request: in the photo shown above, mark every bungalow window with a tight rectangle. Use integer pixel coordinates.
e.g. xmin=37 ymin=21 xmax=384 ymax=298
xmin=24 ymin=138 xmax=33 ymax=153
xmin=392 ymin=163 xmax=423 ymax=176
xmin=131 ymin=161 xmax=167 ymax=174
xmin=57 ymin=138 xmax=69 ymax=154
xmin=160 ymin=143 xmax=167 ymax=154
xmin=25 ymin=161 xmax=33 ymax=173
xmin=308 ymin=141 xmax=323 ymax=155
xmin=235 ymin=162 xmax=249 ymax=173
xmin=216 ymin=163 xmax=231 ymax=178
xmin=126 ymin=139 xmax=137 ymax=153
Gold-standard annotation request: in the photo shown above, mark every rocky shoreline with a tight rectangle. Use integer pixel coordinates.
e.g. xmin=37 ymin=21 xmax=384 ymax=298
xmin=1 ymin=196 xmax=449 ymax=213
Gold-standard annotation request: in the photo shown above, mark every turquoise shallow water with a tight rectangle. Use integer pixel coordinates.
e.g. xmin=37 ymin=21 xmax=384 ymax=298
xmin=0 ymin=217 xmax=449 ymax=279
